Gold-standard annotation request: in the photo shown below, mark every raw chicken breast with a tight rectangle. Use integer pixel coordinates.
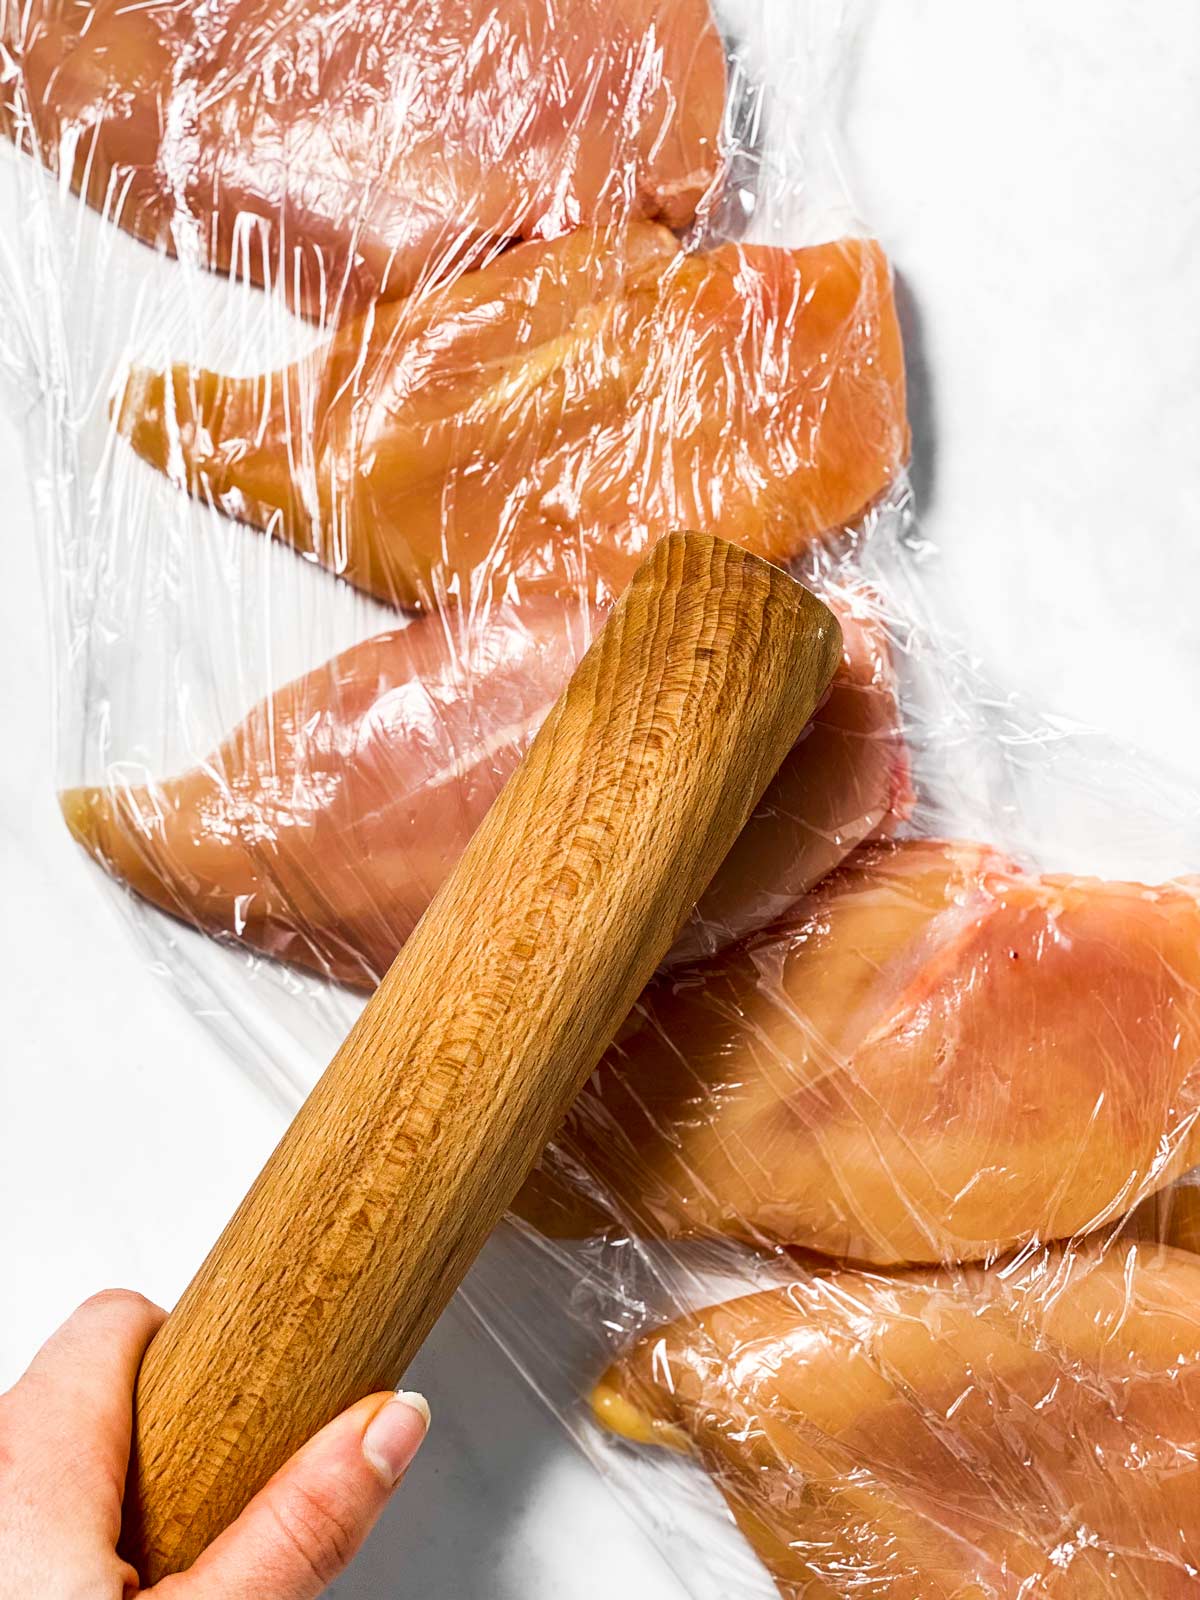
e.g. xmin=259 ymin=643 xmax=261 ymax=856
xmin=593 ymin=1246 xmax=1200 ymax=1599
xmin=3 ymin=0 xmax=726 ymax=316
xmin=114 ymin=227 xmax=909 ymax=608
xmin=518 ymin=838 xmax=1200 ymax=1261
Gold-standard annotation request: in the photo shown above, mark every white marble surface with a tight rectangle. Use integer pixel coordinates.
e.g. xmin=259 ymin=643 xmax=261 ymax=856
xmin=2 ymin=2 xmax=1199 ymax=1595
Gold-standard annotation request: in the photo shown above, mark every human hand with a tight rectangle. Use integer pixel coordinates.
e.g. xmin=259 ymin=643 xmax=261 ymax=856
xmin=0 ymin=1290 xmax=430 ymax=1598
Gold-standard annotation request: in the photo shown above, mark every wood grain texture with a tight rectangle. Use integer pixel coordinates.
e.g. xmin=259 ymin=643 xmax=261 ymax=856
xmin=121 ymin=531 xmax=842 ymax=1581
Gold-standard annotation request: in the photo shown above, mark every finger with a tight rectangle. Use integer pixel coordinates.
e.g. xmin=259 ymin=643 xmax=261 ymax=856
xmin=0 ymin=1290 xmax=164 ymax=1541
xmin=155 ymin=1390 xmax=430 ymax=1600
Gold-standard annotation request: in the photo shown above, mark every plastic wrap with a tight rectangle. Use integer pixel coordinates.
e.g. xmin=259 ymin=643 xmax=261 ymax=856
xmin=4 ymin=3 xmax=1200 ymax=1597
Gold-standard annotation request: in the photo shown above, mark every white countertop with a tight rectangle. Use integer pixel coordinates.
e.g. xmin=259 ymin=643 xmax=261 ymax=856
xmin=2 ymin=3 xmax=1198 ymax=1595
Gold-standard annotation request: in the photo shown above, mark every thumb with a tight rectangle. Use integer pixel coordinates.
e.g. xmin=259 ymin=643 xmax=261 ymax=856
xmin=152 ymin=1390 xmax=430 ymax=1600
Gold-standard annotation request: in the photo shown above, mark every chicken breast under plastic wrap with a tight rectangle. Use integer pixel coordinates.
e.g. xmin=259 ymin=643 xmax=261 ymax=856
xmin=114 ymin=227 xmax=909 ymax=608
xmin=60 ymin=590 xmax=910 ymax=989
xmin=3 ymin=0 xmax=726 ymax=315
xmin=518 ymin=837 xmax=1200 ymax=1262
xmin=593 ymin=1245 xmax=1200 ymax=1599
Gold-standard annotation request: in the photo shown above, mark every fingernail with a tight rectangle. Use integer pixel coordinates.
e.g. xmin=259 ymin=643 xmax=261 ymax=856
xmin=362 ymin=1391 xmax=431 ymax=1486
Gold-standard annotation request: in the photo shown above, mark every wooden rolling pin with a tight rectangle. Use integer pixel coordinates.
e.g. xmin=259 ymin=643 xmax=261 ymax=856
xmin=121 ymin=532 xmax=841 ymax=1581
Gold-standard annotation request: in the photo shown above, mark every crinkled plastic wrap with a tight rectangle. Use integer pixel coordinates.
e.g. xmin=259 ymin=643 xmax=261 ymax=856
xmin=4 ymin=2 xmax=1200 ymax=1596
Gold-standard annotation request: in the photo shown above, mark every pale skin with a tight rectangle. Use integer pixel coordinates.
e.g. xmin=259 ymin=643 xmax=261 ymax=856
xmin=0 ymin=1290 xmax=429 ymax=1598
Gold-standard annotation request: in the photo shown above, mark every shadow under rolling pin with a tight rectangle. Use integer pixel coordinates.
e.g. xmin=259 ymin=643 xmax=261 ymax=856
xmin=121 ymin=530 xmax=842 ymax=1582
